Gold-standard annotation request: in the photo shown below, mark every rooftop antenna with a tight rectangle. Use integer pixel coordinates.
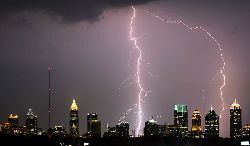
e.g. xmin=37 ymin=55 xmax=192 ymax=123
xmin=48 ymin=66 xmax=51 ymax=129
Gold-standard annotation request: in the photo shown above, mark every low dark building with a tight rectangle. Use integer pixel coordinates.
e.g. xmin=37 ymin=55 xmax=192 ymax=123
xmin=144 ymin=118 xmax=158 ymax=137
xmin=116 ymin=122 xmax=129 ymax=138
xmin=54 ymin=125 xmax=67 ymax=137
xmin=103 ymin=127 xmax=117 ymax=138
xmin=166 ymin=124 xmax=181 ymax=137
xmin=158 ymin=124 xmax=167 ymax=137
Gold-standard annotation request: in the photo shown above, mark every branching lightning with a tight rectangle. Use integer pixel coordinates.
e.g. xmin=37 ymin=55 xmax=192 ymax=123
xmin=118 ymin=104 xmax=137 ymax=122
xmin=146 ymin=11 xmax=226 ymax=117
xmin=129 ymin=6 xmax=146 ymax=136
xmin=120 ymin=6 xmax=227 ymax=137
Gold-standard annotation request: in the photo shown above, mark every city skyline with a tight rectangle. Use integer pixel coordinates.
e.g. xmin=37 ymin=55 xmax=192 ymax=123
xmin=0 ymin=98 xmax=248 ymax=138
xmin=0 ymin=0 xmax=250 ymax=138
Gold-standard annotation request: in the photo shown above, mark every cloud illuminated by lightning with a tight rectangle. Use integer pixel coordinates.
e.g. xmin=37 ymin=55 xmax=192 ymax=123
xmin=146 ymin=11 xmax=226 ymax=118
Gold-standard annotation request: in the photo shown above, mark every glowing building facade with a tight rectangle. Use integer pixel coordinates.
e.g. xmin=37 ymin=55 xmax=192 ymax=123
xmin=69 ymin=99 xmax=79 ymax=136
xmin=205 ymin=107 xmax=219 ymax=138
xmin=192 ymin=109 xmax=202 ymax=132
xmin=230 ymin=99 xmax=242 ymax=138
xmin=174 ymin=104 xmax=188 ymax=137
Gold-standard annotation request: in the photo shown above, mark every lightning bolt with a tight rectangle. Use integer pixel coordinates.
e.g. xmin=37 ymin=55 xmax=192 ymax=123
xmin=129 ymin=6 xmax=146 ymax=136
xmin=146 ymin=11 xmax=226 ymax=118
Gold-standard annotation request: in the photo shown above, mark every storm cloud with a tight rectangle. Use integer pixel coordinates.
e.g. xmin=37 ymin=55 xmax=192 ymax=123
xmin=0 ymin=0 xmax=158 ymax=22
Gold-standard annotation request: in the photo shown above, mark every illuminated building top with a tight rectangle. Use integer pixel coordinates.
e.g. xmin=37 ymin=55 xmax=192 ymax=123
xmin=230 ymin=98 xmax=241 ymax=109
xmin=70 ymin=99 xmax=78 ymax=111
xmin=174 ymin=104 xmax=187 ymax=112
xmin=192 ymin=109 xmax=201 ymax=119
xmin=9 ymin=114 xmax=18 ymax=119
xmin=244 ymin=124 xmax=250 ymax=129
xmin=148 ymin=118 xmax=157 ymax=124
xmin=27 ymin=109 xmax=34 ymax=116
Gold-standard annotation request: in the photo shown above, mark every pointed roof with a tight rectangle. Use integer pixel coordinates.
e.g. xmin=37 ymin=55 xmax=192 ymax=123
xmin=70 ymin=99 xmax=78 ymax=110
xmin=230 ymin=98 xmax=240 ymax=109
xmin=27 ymin=109 xmax=34 ymax=116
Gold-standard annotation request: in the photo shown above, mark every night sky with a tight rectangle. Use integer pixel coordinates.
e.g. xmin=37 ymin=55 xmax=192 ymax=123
xmin=0 ymin=0 xmax=250 ymax=138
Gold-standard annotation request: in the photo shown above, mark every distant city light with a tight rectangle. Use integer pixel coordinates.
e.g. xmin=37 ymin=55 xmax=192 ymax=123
xmin=241 ymin=141 xmax=250 ymax=146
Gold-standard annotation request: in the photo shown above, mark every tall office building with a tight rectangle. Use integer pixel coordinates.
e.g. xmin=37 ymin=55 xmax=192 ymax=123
xmin=116 ymin=122 xmax=129 ymax=138
xmin=205 ymin=106 xmax=219 ymax=138
xmin=192 ymin=109 xmax=202 ymax=132
xmin=69 ymin=99 xmax=79 ymax=136
xmin=230 ymin=99 xmax=242 ymax=138
xmin=25 ymin=109 xmax=38 ymax=135
xmin=144 ymin=118 xmax=158 ymax=137
xmin=174 ymin=104 xmax=188 ymax=137
xmin=86 ymin=113 xmax=101 ymax=137
xmin=8 ymin=114 xmax=19 ymax=128
xmin=87 ymin=113 xmax=98 ymax=133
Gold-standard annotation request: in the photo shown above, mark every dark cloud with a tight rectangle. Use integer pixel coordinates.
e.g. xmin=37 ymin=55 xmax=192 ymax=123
xmin=0 ymin=0 xmax=157 ymax=22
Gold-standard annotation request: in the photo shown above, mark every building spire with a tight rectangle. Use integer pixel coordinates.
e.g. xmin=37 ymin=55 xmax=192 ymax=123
xmin=210 ymin=105 xmax=213 ymax=111
xmin=70 ymin=99 xmax=78 ymax=110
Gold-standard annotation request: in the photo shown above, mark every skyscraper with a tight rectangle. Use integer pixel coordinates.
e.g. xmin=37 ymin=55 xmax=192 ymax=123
xmin=25 ymin=109 xmax=38 ymax=135
xmin=86 ymin=113 xmax=101 ymax=137
xmin=174 ymin=104 xmax=188 ymax=137
xmin=230 ymin=98 xmax=242 ymax=138
xmin=144 ymin=117 xmax=158 ymax=137
xmin=69 ymin=99 xmax=79 ymax=136
xmin=205 ymin=106 xmax=219 ymax=138
xmin=87 ymin=113 xmax=98 ymax=133
xmin=191 ymin=109 xmax=202 ymax=132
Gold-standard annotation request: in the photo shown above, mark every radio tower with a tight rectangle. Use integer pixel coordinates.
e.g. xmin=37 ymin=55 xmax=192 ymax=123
xmin=48 ymin=66 xmax=51 ymax=129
